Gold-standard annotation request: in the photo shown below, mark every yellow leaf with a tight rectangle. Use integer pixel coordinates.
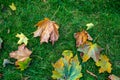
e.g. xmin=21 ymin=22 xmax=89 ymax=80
xmin=86 ymin=23 xmax=94 ymax=30
xmin=96 ymin=55 xmax=112 ymax=73
xmin=16 ymin=33 xmax=28 ymax=45
xmin=52 ymin=50 xmax=82 ymax=80
xmin=9 ymin=3 xmax=16 ymax=11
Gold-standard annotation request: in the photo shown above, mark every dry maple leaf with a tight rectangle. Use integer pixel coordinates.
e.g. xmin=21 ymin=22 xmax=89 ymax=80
xmin=33 ymin=18 xmax=59 ymax=45
xmin=10 ymin=44 xmax=32 ymax=62
xmin=74 ymin=30 xmax=93 ymax=47
xmin=96 ymin=55 xmax=112 ymax=73
xmin=77 ymin=42 xmax=102 ymax=62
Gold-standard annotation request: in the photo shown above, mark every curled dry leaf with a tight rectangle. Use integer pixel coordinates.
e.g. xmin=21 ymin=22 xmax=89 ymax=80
xmin=16 ymin=33 xmax=28 ymax=45
xmin=74 ymin=30 xmax=93 ymax=47
xmin=34 ymin=18 xmax=59 ymax=45
xmin=9 ymin=3 xmax=16 ymax=11
xmin=9 ymin=44 xmax=32 ymax=70
xmin=96 ymin=55 xmax=112 ymax=73
xmin=3 ymin=59 xmax=14 ymax=67
xmin=109 ymin=74 xmax=120 ymax=80
xmin=52 ymin=50 xmax=82 ymax=80
xmin=77 ymin=42 xmax=102 ymax=62
xmin=0 ymin=38 xmax=3 ymax=49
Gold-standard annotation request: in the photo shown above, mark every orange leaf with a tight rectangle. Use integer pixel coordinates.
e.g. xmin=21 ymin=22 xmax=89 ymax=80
xmin=96 ymin=55 xmax=112 ymax=73
xmin=74 ymin=30 xmax=92 ymax=47
xmin=34 ymin=18 xmax=59 ymax=45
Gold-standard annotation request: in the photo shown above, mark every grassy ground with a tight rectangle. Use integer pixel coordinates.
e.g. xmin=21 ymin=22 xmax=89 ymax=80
xmin=0 ymin=0 xmax=120 ymax=80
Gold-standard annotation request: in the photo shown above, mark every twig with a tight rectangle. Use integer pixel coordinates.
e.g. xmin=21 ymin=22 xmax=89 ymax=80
xmin=86 ymin=70 xmax=97 ymax=78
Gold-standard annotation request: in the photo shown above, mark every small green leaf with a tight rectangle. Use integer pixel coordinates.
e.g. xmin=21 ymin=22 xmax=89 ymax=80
xmin=17 ymin=57 xmax=31 ymax=71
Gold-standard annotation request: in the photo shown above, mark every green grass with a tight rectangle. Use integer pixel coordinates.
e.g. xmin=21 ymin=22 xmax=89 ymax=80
xmin=0 ymin=0 xmax=120 ymax=80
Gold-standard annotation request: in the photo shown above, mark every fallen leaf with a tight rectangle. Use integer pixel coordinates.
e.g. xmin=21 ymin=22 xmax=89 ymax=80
xmin=86 ymin=70 xmax=97 ymax=78
xmin=74 ymin=30 xmax=93 ymax=47
xmin=34 ymin=18 xmax=59 ymax=45
xmin=52 ymin=50 xmax=82 ymax=80
xmin=16 ymin=57 xmax=31 ymax=71
xmin=9 ymin=44 xmax=32 ymax=70
xmin=3 ymin=59 xmax=14 ymax=67
xmin=109 ymin=74 xmax=120 ymax=80
xmin=16 ymin=33 xmax=28 ymax=45
xmin=0 ymin=38 xmax=3 ymax=49
xmin=10 ymin=44 xmax=32 ymax=62
xmin=9 ymin=3 xmax=16 ymax=11
xmin=86 ymin=23 xmax=94 ymax=30
xmin=96 ymin=55 xmax=112 ymax=73
xmin=77 ymin=42 xmax=102 ymax=62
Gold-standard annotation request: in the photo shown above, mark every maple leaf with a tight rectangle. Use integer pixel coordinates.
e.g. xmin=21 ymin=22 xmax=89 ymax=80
xmin=34 ymin=18 xmax=59 ymax=45
xmin=86 ymin=23 xmax=94 ymax=30
xmin=77 ymin=42 xmax=102 ymax=62
xmin=52 ymin=50 xmax=82 ymax=80
xmin=16 ymin=33 xmax=28 ymax=45
xmin=9 ymin=3 xmax=16 ymax=11
xmin=9 ymin=44 xmax=32 ymax=70
xmin=74 ymin=30 xmax=93 ymax=47
xmin=0 ymin=38 xmax=3 ymax=49
xmin=109 ymin=74 xmax=120 ymax=80
xmin=96 ymin=55 xmax=112 ymax=73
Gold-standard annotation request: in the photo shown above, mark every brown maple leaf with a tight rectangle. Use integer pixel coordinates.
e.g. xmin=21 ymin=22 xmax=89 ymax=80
xmin=74 ymin=30 xmax=93 ymax=47
xmin=33 ymin=18 xmax=59 ymax=45
xmin=9 ymin=44 xmax=32 ymax=63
